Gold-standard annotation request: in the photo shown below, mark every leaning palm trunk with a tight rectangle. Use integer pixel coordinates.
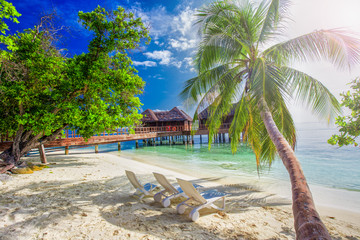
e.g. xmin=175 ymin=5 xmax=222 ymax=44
xmin=182 ymin=0 xmax=360 ymax=238
xmin=259 ymin=98 xmax=331 ymax=239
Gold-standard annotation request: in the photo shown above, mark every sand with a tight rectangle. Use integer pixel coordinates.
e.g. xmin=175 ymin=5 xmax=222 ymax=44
xmin=0 ymin=151 xmax=359 ymax=240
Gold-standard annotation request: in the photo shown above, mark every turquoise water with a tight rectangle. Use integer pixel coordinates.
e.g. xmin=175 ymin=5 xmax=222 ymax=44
xmin=75 ymin=122 xmax=360 ymax=191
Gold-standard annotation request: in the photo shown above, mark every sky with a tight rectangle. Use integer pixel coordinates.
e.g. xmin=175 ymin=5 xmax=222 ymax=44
xmin=4 ymin=0 xmax=360 ymax=123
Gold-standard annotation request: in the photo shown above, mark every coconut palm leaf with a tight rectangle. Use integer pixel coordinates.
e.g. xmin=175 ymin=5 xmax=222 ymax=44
xmin=257 ymin=0 xmax=291 ymax=43
xmin=264 ymin=29 xmax=360 ymax=69
xmin=281 ymin=66 xmax=341 ymax=120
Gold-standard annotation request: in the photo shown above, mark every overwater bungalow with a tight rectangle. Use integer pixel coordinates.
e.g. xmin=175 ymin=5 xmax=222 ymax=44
xmin=141 ymin=107 xmax=193 ymax=131
xmin=198 ymin=104 xmax=236 ymax=131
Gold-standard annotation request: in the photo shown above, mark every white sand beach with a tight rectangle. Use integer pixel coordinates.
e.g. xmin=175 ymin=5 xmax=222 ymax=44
xmin=0 ymin=151 xmax=359 ymax=240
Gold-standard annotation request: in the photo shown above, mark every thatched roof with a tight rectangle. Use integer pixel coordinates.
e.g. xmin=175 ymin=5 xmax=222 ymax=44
xmin=198 ymin=103 xmax=237 ymax=120
xmin=142 ymin=107 xmax=192 ymax=122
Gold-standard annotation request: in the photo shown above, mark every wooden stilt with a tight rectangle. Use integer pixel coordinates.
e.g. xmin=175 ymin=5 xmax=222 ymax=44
xmin=65 ymin=146 xmax=69 ymax=155
xmin=136 ymin=140 xmax=139 ymax=148
xmin=200 ymin=135 xmax=202 ymax=144
xmin=191 ymin=135 xmax=194 ymax=144
xmin=118 ymin=142 xmax=121 ymax=151
xmin=95 ymin=144 xmax=99 ymax=153
xmin=38 ymin=144 xmax=47 ymax=164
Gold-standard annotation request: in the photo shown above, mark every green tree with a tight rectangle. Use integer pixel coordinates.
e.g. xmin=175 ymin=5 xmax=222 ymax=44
xmin=328 ymin=78 xmax=360 ymax=147
xmin=0 ymin=6 xmax=149 ymax=171
xmin=0 ymin=0 xmax=21 ymax=48
xmin=181 ymin=0 xmax=360 ymax=238
xmin=0 ymin=0 xmax=20 ymax=33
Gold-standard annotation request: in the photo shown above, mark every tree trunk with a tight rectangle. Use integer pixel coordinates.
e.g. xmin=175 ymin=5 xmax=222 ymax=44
xmin=0 ymin=126 xmax=66 ymax=173
xmin=258 ymin=97 xmax=330 ymax=240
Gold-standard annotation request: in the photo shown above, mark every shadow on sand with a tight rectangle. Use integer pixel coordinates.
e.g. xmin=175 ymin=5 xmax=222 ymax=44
xmin=1 ymin=166 xmax=295 ymax=240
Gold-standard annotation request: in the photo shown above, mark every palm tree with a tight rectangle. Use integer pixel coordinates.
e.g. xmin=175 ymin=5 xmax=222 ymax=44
xmin=181 ymin=0 xmax=360 ymax=239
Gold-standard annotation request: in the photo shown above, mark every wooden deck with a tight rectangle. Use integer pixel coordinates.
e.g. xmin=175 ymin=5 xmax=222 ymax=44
xmin=0 ymin=125 xmax=230 ymax=151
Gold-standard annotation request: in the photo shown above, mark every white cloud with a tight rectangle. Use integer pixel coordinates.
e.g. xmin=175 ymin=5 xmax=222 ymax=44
xmin=129 ymin=4 xmax=173 ymax=40
xmin=144 ymin=50 xmax=172 ymax=65
xmin=133 ymin=61 xmax=157 ymax=67
xmin=172 ymin=6 xmax=196 ymax=37
xmin=183 ymin=57 xmax=197 ymax=72
xmin=150 ymin=74 xmax=164 ymax=80
xmin=169 ymin=38 xmax=197 ymax=51
xmin=144 ymin=50 xmax=182 ymax=68
xmin=130 ymin=3 xmax=199 ymax=52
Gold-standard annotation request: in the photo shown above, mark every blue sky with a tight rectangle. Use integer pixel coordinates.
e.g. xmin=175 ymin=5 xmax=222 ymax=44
xmin=5 ymin=0 xmax=360 ymax=123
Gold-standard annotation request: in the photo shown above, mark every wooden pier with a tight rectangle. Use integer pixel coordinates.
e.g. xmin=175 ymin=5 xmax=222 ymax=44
xmin=0 ymin=106 xmax=233 ymax=158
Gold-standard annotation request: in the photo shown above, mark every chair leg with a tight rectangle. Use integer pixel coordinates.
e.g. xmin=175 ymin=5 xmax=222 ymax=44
xmin=189 ymin=209 xmax=200 ymax=221
xmin=154 ymin=191 xmax=163 ymax=202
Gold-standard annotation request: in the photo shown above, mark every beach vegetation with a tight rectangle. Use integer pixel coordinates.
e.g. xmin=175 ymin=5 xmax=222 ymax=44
xmin=181 ymin=0 xmax=360 ymax=238
xmin=0 ymin=0 xmax=21 ymax=47
xmin=328 ymin=78 xmax=360 ymax=147
xmin=0 ymin=5 xmax=149 ymax=172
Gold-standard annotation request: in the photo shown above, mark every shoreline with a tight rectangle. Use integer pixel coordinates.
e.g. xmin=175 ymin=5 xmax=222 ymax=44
xmin=1 ymin=151 xmax=359 ymax=239
xmin=109 ymin=148 xmax=360 ymax=214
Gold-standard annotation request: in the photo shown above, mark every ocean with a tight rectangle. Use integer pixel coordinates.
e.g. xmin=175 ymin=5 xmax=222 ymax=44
xmin=73 ymin=122 xmax=360 ymax=192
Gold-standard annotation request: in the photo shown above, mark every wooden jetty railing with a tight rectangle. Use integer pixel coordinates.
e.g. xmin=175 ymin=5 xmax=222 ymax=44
xmin=0 ymin=125 xmax=228 ymax=152
xmin=198 ymin=123 xmax=231 ymax=130
xmin=59 ymin=126 xmax=185 ymax=139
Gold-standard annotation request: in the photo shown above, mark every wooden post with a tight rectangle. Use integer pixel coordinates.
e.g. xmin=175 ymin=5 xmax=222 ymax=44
xmin=172 ymin=136 xmax=175 ymax=145
xmin=191 ymin=135 xmax=194 ymax=144
xmin=95 ymin=144 xmax=99 ymax=153
xmin=160 ymin=137 xmax=163 ymax=145
xmin=136 ymin=140 xmax=139 ymax=149
xmin=65 ymin=146 xmax=69 ymax=155
xmin=222 ymin=133 xmax=226 ymax=143
xmin=118 ymin=142 xmax=121 ymax=151
xmin=200 ymin=135 xmax=202 ymax=144
xmin=153 ymin=138 xmax=156 ymax=146
xmin=38 ymin=144 xmax=47 ymax=164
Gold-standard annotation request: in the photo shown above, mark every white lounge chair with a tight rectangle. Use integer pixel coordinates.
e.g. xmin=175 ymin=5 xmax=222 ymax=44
xmin=125 ymin=170 xmax=157 ymax=200
xmin=152 ymin=172 xmax=202 ymax=207
xmin=176 ymin=178 xmax=227 ymax=221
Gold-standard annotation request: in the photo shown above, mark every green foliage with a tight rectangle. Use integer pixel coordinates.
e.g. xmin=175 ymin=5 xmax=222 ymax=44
xmin=0 ymin=0 xmax=20 ymax=33
xmin=0 ymin=0 xmax=21 ymax=49
xmin=328 ymin=78 xmax=360 ymax=147
xmin=181 ymin=0 xmax=360 ymax=168
xmin=0 ymin=6 xmax=149 ymax=142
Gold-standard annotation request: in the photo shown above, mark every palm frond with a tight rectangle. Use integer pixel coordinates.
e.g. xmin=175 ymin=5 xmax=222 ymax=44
xmin=264 ymin=29 xmax=360 ymax=70
xmin=250 ymin=58 xmax=291 ymax=103
xmin=281 ymin=66 xmax=341 ymax=121
xmin=206 ymin=70 xmax=245 ymax=146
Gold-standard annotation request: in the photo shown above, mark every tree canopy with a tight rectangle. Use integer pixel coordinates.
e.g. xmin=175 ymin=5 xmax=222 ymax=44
xmin=328 ymin=78 xmax=360 ymax=147
xmin=0 ymin=5 xmax=149 ymax=166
